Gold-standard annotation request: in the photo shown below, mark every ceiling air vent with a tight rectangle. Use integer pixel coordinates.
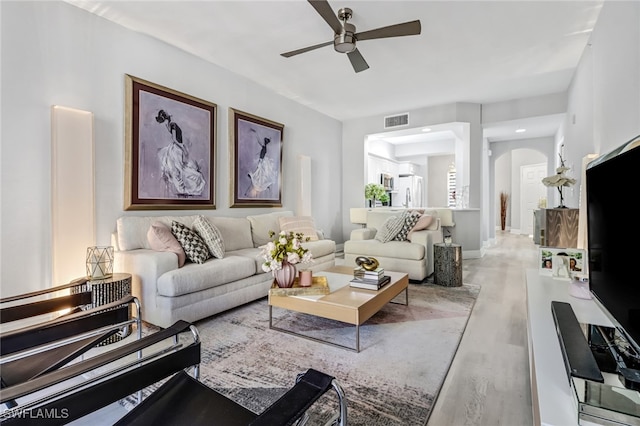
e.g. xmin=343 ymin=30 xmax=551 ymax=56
xmin=384 ymin=113 xmax=409 ymax=129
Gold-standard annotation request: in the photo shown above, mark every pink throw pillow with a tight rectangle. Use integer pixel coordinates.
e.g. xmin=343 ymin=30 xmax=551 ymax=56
xmin=147 ymin=221 xmax=186 ymax=267
xmin=407 ymin=215 xmax=434 ymax=241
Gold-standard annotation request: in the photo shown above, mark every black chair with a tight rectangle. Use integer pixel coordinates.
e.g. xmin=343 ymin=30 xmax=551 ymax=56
xmin=1 ymin=281 xmax=141 ymax=408
xmin=0 ymin=321 xmax=347 ymax=426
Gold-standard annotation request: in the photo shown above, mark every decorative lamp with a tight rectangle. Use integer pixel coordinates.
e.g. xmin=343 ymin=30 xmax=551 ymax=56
xmin=86 ymin=246 xmax=114 ymax=280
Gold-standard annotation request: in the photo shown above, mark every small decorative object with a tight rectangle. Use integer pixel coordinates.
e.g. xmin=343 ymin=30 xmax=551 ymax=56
xmin=569 ymin=273 xmax=591 ymax=300
xmin=261 ymin=230 xmax=313 ymax=288
xmin=499 ymin=191 xmax=509 ymax=231
xmin=444 ymin=232 xmax=453 ymax=245
xmin=299 ymin=269 xmax=313 ymax=287
xmin=542 ymin=153 xmax=576 ymax=208
xmin=539 ymin=247 xmax=585 ymax=278
xmin=364 ymin=183 xmax=387 ymax=208
xmin=86 ymin=246 xmax=114 ymax=280
xmin=355 ymin=256 xmax=379 ymax=271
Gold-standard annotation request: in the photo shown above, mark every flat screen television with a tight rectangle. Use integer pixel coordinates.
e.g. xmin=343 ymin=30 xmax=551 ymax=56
xmin=586 ymin=134 xmax=640 ymax=366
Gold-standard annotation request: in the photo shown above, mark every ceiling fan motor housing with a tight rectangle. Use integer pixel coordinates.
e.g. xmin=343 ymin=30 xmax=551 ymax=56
xmin=334 ymin=22 xmax=356 ymax=53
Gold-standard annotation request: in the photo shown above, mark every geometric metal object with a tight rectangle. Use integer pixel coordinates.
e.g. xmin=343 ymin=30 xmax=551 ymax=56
xmin=86 ymin=246 xmax=114 ymax=280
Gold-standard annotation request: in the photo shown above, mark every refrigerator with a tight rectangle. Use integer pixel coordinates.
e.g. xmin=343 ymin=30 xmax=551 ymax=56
xmin=393 ymin=174 xmax=423 ymax=208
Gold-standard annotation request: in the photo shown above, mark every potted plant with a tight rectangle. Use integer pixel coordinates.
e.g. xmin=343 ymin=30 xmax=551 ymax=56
xmin=364 ymin=183 xmax=387 ymax=208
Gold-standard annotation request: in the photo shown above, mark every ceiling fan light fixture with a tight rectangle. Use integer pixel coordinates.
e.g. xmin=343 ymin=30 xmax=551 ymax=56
xmin=334 ymin=32 xmax=356 ymax=53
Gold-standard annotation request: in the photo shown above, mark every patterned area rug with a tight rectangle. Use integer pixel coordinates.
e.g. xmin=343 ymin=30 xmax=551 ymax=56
xmin=130 ymin=283 xmax=479 ymax=425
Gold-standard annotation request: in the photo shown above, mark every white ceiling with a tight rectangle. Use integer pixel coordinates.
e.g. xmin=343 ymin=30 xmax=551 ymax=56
xmin=65 ymin=0 xmax=603 ymax=141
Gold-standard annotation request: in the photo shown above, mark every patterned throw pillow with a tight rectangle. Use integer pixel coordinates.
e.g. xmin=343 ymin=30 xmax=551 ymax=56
xmin=193 ymin=215 xmax=225 ymax=259
xmin=171 ymin=221 xmax=211 ymax=264
xmin=279 ymin=216 xmax=319 ymax=241
xmin=394 ymin=211 xmax=422 ymax=241
xmin=375 ymin=211 xmax=409 ymax=243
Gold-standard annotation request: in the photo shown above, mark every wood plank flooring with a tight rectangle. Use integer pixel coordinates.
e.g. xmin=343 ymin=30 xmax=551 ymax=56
xmin=426 ymin=231 xmax=536 ymax=426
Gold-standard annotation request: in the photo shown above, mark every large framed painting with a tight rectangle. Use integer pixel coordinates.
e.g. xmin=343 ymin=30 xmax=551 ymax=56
xmin=229 ymin=108 xmax=284 ymax=207
xmin=124 ymin=74 xmax=217 ymax=210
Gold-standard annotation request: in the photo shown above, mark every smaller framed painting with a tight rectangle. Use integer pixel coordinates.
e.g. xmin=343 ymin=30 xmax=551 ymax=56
xmin=124 ymin=74 xmax=217 ymax=210
xmin=539 ymin=247 xmax=586 ymax=279
xmin=229 ymin=108 xmax=284 ymax=207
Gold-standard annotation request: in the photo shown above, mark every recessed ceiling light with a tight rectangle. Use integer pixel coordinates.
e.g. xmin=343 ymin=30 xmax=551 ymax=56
xmin=515 ymin=128 xmax=526 ymax=133
xmin=421 ymin=127 xmax=432 ymax=132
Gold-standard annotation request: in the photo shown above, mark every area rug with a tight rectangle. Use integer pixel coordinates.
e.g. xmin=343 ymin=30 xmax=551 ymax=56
xmin=130 ymin=283 xmax=479 ymax=425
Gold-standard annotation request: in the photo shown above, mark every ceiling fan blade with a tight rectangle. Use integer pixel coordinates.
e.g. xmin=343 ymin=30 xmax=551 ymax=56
xmin=355 ymin=20 xmax=421 ymax=41
xmin=347 ymin=48 xmax=370 ymax=73
xmin=281 ymin=40 xmax=333 ymax=58
xmin=308 ymin=0 xmax=343 ymax=34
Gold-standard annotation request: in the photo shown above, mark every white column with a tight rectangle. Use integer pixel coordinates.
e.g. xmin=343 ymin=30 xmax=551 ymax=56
xmin=51 ymin=106 xmax=95 ymax=284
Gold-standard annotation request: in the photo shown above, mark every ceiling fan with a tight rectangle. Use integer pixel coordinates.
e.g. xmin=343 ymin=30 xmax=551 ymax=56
xmin=281 ymin=0 xmax=421 ymax=73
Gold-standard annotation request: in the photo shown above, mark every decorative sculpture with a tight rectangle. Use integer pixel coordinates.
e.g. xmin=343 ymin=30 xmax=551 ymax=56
xmin=542 ymin=153 xmax=576 ymax=208
xmin=355 ymin=256 xmax=379 ymax=271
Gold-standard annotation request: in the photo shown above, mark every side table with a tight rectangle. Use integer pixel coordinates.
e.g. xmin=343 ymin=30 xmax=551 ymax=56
xmin=81 ymin=273 xmax=132 ymax=345
xmin=433 ymin=243 xmax=463 ymax=287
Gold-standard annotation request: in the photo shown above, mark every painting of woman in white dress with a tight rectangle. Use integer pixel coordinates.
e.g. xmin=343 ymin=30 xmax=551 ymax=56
xmin=126 ymin=74 xmax=216 ymax=210
xmin=155 ymin=109 xmax=206 ymax=197
xmin=231 ymin=108 xmax=283 ymax=207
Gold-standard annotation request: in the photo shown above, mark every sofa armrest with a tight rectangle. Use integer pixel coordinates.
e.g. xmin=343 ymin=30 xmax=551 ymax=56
xmin=114 ymin=250 xmax=178 ymax=313
xmin=349 ymin=228 xmax=377 ymax=241
xmin=409 ymin=227 xmax=444 ymax=276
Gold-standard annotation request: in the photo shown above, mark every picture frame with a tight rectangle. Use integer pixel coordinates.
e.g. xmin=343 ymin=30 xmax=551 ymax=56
xmin=229 ymin=108 xmax=284 ymax=207
xmin=539 ymin=247 xmax=586 ymax=279
xmin=124 ymin=74 xmax=217 ymax=210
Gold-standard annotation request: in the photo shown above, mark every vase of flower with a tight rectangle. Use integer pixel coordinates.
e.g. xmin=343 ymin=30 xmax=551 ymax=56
xmin=274 ymin=260 xmax=297 ymax=288
xmin=261 ymin=230 xmax=314 ymax=288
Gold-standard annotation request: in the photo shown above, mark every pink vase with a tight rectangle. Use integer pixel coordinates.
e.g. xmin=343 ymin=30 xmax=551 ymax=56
xmin=274 ymin=261 xmax=296 ymax=288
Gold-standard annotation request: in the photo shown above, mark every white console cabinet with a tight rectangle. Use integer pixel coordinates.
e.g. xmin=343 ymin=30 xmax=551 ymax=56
xmin=525 ymin=269 xmax=612 ymax=426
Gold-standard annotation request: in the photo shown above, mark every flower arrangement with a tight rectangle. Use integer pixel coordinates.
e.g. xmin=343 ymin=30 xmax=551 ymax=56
xmin=261 ymin=230 xmax=313 ymax=273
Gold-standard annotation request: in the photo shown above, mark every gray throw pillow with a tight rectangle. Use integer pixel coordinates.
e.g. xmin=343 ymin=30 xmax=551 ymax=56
xmin=394 ymin=210 xmax=422 ymax=241
xmin=193 ymin=215 xmax=225 ymax=259
xmin=375 ymin=211 xmax=409 ymax=243
xmin=172 ymin=221 xmax=211 ymax=264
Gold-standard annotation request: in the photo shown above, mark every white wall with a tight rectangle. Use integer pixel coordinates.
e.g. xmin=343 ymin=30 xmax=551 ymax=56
xmin=559 ymin=1 xmax=640 ymax=209
xmin=0 ymin=2 xmax=342 ymax=296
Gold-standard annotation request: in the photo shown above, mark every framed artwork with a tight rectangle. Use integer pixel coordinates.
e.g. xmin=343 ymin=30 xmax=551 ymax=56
xmin=539 ymin=247 xmax=586 ymax=279
xmin=124 ymin=74 xmax=217 ymax=210
xmin=229 ymin=108 xmax=284 ymax=207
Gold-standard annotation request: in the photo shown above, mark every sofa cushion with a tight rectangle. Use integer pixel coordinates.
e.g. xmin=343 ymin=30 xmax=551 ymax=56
xmin=147 ymin=221 xmax=186 ymax=267
xmin=375 ymin=211 xmax=409 ymax=243
xmin=172 ymin=221 xmax=211 ymax=264
xmin=247 ymin=211 xmax=294 ymax=247
xmin=279 ymin=216 xmax=318 ymax=241
xmin=156 ymin=255 xmax=257 ymax=297
xmin=344 ymin=239 xmax=425 ymax=261
xmin=206 ymin=216 xmax=253 ymax=251
xmin=408 ymin=214 xmax=435 ymax=240
xmin=193 ymin=215 xmax=225 ymax=259
xmin=301 ymin=239 xmax=336 ymax=260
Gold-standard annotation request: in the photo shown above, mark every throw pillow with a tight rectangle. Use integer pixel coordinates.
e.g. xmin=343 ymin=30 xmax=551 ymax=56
xmin=394 ymin=210 xmax=422 ymax=241
xmin=193 ymin=215 xmax=225 ymax=259
xmin=375 ymin=211 xmax=409 ymax=243
xmin=407 ymin=214 xmax=435 ymax=240
xmin=147 ymin=222 xmax=186 ymax=267
xmin=171 ymin=221 xmax=211 ymax=264
xmin=278 ymin=216 xmax=319 ymax=241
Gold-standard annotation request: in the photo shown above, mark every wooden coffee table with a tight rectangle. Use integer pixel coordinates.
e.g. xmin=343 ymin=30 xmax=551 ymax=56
xmin=268 ymin=265 xmax=409 ymax=352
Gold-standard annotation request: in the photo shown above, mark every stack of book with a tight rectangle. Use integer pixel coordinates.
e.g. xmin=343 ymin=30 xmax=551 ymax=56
xmin=349 ymin=267 xmax=391 ymax=290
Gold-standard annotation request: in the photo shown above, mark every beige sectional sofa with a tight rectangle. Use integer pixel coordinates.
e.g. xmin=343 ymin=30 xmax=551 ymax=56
xmin=344 ymin=208 xmax=454 ymax=281
xmin=113 ymin=211 xmax=335 ymax=327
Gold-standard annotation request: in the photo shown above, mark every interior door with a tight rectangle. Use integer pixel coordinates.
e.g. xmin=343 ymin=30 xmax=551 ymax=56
xmin=520 ymin=163 xmax=547 ymax=236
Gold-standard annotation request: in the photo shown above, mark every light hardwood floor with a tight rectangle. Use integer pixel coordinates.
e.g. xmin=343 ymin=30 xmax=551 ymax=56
xmin=426 ymin=231 xmax=536 ymax=426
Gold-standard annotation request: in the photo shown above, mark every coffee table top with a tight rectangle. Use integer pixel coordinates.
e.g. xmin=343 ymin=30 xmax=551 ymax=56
xmin=268 ymin=265 xmax=409 ymax=325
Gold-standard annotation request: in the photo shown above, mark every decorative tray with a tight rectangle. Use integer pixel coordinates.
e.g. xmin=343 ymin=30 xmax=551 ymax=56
xmin=269 ymin=276 xmax=330 ymax=296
